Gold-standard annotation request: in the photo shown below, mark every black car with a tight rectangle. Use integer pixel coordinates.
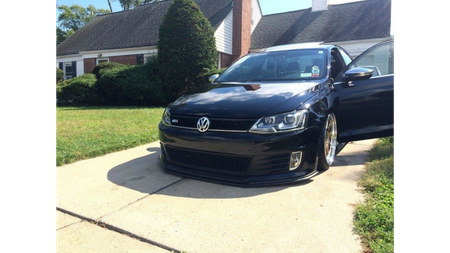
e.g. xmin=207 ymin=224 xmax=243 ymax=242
xmin=158 ymin=39 xmax=394 ymax=186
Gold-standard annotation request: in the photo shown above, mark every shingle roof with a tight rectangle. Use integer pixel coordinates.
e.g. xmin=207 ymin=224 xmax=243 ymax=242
xmin=57 ymin=0 xmax=233 ymax=56
xmin=251 ymin=0 xmax=391 ymax=49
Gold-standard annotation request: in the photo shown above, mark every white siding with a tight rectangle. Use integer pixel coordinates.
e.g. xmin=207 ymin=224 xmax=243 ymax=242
xmin=251 ymin=0 xmax=262 ymax=34
xmin=214 ymin=10 xmax=233 ymax=55
xmin=312 ymin=0 xmax=329 ymax=12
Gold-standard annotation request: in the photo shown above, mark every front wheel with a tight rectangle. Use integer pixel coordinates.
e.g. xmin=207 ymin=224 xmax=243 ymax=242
xmin=317 ymin=113 xmax=338 ymax=171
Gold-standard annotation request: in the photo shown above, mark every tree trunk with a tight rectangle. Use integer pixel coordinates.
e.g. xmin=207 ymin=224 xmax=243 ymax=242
xmin=107 ymin=0 xmax=113 ymax=12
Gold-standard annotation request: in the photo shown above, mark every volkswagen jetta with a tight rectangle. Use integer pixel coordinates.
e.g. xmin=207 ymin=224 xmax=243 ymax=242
xmin=158 ymin=40 xmax=394 ymax=186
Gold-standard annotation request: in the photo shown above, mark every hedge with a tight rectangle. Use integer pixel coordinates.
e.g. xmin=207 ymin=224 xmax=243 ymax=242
xmin=56 ymin=56 xmax=224 ymax=107
xmin=96 ymin=60 xmax=165 ymax=106
xmin=56 ymin=74 xmax=102 ymax=106
xmin=91 ymin=62 xmax=125 ymax=80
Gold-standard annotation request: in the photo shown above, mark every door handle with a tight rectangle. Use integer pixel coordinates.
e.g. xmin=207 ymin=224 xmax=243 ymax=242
xmin=348 ymin=81 xmax=355 ymax=87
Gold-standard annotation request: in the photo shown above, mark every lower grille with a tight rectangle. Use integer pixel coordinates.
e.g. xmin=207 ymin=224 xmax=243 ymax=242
xmin=165 ymin=146 xmax=252 ymax=172
xmin=259 ymin=154 xmax=291 ymax=173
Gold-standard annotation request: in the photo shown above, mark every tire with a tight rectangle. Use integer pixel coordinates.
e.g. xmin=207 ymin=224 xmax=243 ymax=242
xmin=317 ymin=113 xmax=338 ymax=171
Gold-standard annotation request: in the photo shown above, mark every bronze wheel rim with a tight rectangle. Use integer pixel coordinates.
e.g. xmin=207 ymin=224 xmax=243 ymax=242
xmin=324 ymin=114 xmax=337 ymax=165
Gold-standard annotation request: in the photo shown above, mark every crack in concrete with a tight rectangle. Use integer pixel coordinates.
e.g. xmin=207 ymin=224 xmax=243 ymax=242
xmin=57 ymin=177 xmax=186 ymax=253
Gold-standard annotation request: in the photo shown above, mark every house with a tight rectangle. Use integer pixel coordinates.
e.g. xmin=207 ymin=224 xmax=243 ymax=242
xmin=251 ymin=0 xmax=392 ymax=57
xmin=56 ymin=0 xmax=391 ymax=80
xmin=57 ymin=0 xmax=261 ymax=80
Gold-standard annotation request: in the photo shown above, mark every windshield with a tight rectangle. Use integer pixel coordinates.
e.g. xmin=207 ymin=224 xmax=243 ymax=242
xmin=217 ymin=49 xmax=327 ymax=82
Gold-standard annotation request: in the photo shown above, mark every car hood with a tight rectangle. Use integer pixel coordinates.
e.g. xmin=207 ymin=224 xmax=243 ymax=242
xmin=169 ymin=82 xmax=319 ymax=118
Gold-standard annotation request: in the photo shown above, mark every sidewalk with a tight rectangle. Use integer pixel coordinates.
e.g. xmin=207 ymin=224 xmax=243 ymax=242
xmin=57 ymin=139 xmax=376 ymax=253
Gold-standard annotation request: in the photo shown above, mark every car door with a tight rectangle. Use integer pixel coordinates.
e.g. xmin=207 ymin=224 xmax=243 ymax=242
xmin=334 ymin=40 xmax=394 ymax=142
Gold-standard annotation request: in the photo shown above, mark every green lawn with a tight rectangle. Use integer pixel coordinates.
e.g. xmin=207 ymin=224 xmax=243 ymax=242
xmin=354 ymin=137 xmax=394 ymax=253
xmin=57 ymin=107 xmax=164 ymax=166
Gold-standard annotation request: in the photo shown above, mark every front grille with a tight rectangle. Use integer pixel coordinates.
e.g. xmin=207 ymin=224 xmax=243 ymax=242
xmin=165 ymin=146 xmax=252 ymax=172
xmin=170 ymin=115 xmax=255 ymax=131
xmin=172 ymin=116 xmax=198 ymax=128
xmin=210 ymin=119 xmax=255 ymax=131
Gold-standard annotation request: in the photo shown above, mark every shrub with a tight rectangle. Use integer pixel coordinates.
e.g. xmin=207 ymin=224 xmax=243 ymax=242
xmin=96 ymin=62 xmax=165 ymax=106
xmin=201 ymin=67 xmax=227 ymax=84
xmin=56 ymin=85 xmax=61 ymax=95
xmin=57 ymin=68 xmax=64 ymax=84
xmin=57 ymin=74 xmax=102 ymax=106
xmin=158 ymin=0 xmax=218 ymax=102
xmin=91 ymin=62 xmax=125 ymax=79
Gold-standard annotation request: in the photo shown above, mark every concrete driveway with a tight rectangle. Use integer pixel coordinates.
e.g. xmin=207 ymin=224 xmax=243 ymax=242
xmin=57 ymin=139 xmax=376 ymax=253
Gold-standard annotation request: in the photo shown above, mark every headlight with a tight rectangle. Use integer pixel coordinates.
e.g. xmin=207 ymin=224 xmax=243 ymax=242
xmin=161 ymin=107 xmax=171 ymax=127
xmin=249 ymin=110 xmax=308 ymax=134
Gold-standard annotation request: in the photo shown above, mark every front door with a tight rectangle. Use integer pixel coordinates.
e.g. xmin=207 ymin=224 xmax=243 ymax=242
xmin=334 ymin=40 xmax=394 ymax=142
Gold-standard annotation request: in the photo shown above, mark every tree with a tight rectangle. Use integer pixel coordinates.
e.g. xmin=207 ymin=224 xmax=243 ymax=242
xmin=114 ymin=0 xmax=142 ymax=10
xmin=106 ymin=0 xmax=113 ymax=12
xmin=57 ymin=5 xmax=110 ymax=43
xmin=106 ymin=0 xmax=163 ymax=12
xmin=157 ymin=0 xmax=217 ymax=101
xmin=56 ymin=27 xmax=71 ymax=44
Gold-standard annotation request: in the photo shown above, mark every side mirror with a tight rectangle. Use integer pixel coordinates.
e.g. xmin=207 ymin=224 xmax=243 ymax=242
xmin=343 ymin=67 xmax=373 ymax=81
xmin=209 ymin=74 xmax=220 ymax=83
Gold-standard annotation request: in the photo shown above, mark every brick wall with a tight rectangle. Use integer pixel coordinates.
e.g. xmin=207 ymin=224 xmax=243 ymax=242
xmin=220 ymin=53 xmax=234 ymax=68
xmin=232 ymin=0 xmax=252 ymax=62
xmin=109 ymin=55 xmax=137 ymax=65
xmin=84 ymin=58 xmax=96 ymax=74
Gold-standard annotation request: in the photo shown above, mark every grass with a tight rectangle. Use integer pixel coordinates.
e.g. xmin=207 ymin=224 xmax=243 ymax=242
xmin=354 ymin=137 xmax=394 ymax=253
xmin=57 ymin=107 xmax=164 ymax=166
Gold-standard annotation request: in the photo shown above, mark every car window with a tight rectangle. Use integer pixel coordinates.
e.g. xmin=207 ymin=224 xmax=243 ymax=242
xmin=330 ymin=50 xmax=345 ymax=80
xmin=217 ymin=49 xmax=327 ymax=82
xmin=338 ymin=48 xmax=352 ymax=66
xmin=349 ymin=42 xmax=394 ymax=77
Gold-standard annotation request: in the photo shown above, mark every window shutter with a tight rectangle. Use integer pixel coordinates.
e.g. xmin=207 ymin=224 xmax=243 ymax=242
xmin=72 ymin=61 xmax=77 ymax=77
xmin=59 ymin=62 xmax=63 ymax=70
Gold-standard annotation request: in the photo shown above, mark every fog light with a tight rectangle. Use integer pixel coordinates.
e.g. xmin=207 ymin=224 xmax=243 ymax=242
xmin=289 ymin=151 xmax=302 ymax=170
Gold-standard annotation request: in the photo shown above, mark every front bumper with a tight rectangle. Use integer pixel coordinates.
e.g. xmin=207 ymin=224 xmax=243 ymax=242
xmin=158 ymin=122 xmax=321 ymax=187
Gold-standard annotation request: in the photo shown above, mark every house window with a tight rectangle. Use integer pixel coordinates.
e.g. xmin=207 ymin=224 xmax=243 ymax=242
xmin=63 ymin=62 xmax=76 ymax=80
xmin=96 ymin=58 xmax=109 ymax=65
xmin=349 ymin=42 xmax=394 ymax=77
xmin=137 ymin=54 xmax=144 ymax=65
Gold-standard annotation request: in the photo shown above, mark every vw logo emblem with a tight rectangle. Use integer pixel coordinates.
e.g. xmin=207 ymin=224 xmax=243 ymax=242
xmin=197 ymin=117 xmax=210 ymax=133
